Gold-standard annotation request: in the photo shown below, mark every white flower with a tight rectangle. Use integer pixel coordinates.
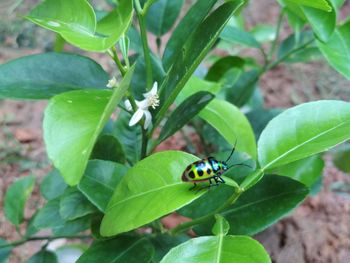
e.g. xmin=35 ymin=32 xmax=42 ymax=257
xmin=106 ymin=76 xmax=117 ymax=88
xmin=125 ymin=82 xmax=159 ymax=129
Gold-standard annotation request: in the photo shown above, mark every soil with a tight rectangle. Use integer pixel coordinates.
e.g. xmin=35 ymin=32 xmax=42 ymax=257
xmin=0 ymin=0 xmax=350 ymax=262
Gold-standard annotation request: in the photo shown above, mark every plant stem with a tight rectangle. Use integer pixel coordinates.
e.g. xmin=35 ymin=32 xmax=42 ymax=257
xmin=53 ymin=33 xmax=65 ymax=52
xmin=170 ymin=188 xmax=242 ymax=235
xmin=0 ymin=235 xmax=91 ymax=249
xmin=108 ymin=47 xmax=126 ymax=76
xmin=134 ymin=0 xmax=153 ymax=89
xmin=268 ymin=8 xmax=285 ymax=61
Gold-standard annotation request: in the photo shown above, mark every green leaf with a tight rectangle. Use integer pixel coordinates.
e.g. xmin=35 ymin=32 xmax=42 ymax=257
xmin=151 ymin=235 xmax=190 ymax=263
xmin=4 ymin=175 xmax=35 ymax=226
xmin=273 ymin=155 xmax=325 ymax=187
xmin=158 ymin=1 xmax=244 ymax=121
xmin=282 ymin=0 xmax=332 ymax=11
xmin=332 ymin=144 xmax=350 ymax=172
xmin=101 ymin=151 xmax=203 ymax=236
xmin=199 ymin=98 xmax=257 ymax=158
xmin=26 ymin=0 xmax=133 ymax=52
xmin=258 ymin=100 xmax=350 ymax=170
xmin=212 ymin=215 xmax=230 ymax=236
xmin=25 ymin=212 xmax=40 ymax=237
xmin=225 ymin=70 xmax=259 ymax=108
xmin=52 ymin=216 xmax=91 ymax=236
xmin=146 ymin=0 xmax=184 ymax=36
xmin=205 ymin=56 xmax=245 ymax=82
xmin=26 ymin=250 xmax=58 ymax=263
xmin=0 ymin=53 xmax=108 ymax=100
xmin=220 ymin=26 xmax=261 ymax=48
xmin=78 ymin=160 xmax=128 ymax=212
xmin=194 ymin=175 xmax=308 ymax=236
xmin=176 ymin=76 xmax=221 ymax=103
xmin=159 ymin=92 xmax=215 ymax=143
xmin=0 ymin=239 xmax=12 ymax=263
xmin=40 ymin=169 xmax=67 ymax=200
xmin=160 ymin=236 xmax=271 ymax=263
xmin=34 ymin=199 xmax=65 ymax=229
xmin=317 ymin=21 xmax=350 ymax=80
xmin=91 ymin=134 xmax=126 ymax=163
xmin=250 ymin=25 xmax=276 ymax=43
xmin=162 ymin=0 xmax=219 ymax=70
xmin=59 ymin=188 xmax=97 ymax=220
xmin=77 ymin=237 xmax=154 ymax=263
xmin=301 ymin=0 xmax=336 ymax=42
xmin=44 ymin=66 xmax=134 ymax=185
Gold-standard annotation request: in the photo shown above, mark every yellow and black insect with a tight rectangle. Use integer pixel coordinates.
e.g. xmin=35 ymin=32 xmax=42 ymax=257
xmin=182 ymin=142 xmax=247 ymax=190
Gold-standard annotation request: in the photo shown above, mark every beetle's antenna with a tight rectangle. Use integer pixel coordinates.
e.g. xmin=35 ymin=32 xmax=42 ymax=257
xmin=227 ymin=162 xmax=252 ymax=170
xmin=225 ymin=139 xmax=237 ymax=163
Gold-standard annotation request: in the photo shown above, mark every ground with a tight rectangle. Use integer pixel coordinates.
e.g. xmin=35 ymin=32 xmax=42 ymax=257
xmin=0 ymin=0 xmax=349 ymax=262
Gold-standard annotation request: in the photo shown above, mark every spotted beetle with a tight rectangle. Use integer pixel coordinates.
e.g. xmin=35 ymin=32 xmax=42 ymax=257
xmin=181 ymin=142 xmax=248 ymax=190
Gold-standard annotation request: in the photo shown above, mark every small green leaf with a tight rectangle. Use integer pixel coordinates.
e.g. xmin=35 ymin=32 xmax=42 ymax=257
xmin=0 ymin=53 xmax=108 ymax=100
xmin=162 ymin=0 xmax=219 ymax=70
xmin=317 ymin=21 xmax=350 ymax=80
xmin=146 ymin=0 xmax=184 ymax=36
xmin=4 ymin=175 xmax=35 ymax=226
xmin=59 ymin=188 xmax=97 ymax=220
xmin=273 ymin=154 xmax=325 ymax=187
xmin=52 ymin=216 xmax=91 ymax=236
xmin=332 ymin=144 xmax=350 ymax=172
xmin=159 ymin=92 xmax=215 ymax=143
xmin=101 ymin=151 xmax=203 ymax=236
xmin=205 ymin=56 xmax=245 ymax=82
xmin=212 ymin=215 xmax=230 ymax=236
xmin=0 ymin=239 xmax=12 ymax=263
xmin=282 ymin=0 xmax=332 ymax=11
xmin=78 ymin=160 xmax=128 ymax=212
xmin=258 ymin=100 xmax=350 ymax=170
xmin=195 ymin=175 xmax=308 ymax=236
xmin=220 ymin=26 xmax=261 ymax=48
xmin=44 ymin=66 xmax=134 ymax=185
xmin=34 ymin=199 xmax=65 ymax=229
xmin=277 ymin=31 xmax=315 ymax=60
xmin=77 ymin=237 xmax=154 ymax=263
xmin=91 ymin=134 xmax=126 ymax=163
xmin=40 ymin=169 xmax=67 ymax=201
xmin=160 ymin=236 xmax=271 ymax=263
xmin=26 ymin=250 xmax=58 ymax=263
xmin=199 ymin=98 xmax=257 ymax=158
xmin=250 ymin=25 xmax=276 ymax=43
xmin=26 ymin=0 xmax=133 ymax=52
xmin=25 ymin=212 xmax=40 ymax=237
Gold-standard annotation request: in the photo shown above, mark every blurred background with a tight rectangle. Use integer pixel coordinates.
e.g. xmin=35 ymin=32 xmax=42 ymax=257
xmin=0 ymin=0 xmax=349 ymax=262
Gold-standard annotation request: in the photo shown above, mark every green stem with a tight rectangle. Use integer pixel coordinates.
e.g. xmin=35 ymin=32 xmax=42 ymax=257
xmin=0 ymin=235 xmax=90 ymax=249
xmin=134 ymin=0 xmax=153 ymax=89
xmin=108 ymin=47 xmax=127 ymax=76
xmin=53 ymin=34 xmax=65 ymax=52
xmin=170 ymin=188 xmax=242 ymax=235
xmin=268 ymin=8 xmax=285 ymax=61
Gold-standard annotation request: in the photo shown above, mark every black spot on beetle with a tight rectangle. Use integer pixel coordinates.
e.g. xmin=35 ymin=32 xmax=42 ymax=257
xmin=207 ymin=168 xmax=212 ymax=174
xmin=198 ymin=169 xmax=204 ymax=176
xmin=189 ymin=171 xmax=195 ymax=178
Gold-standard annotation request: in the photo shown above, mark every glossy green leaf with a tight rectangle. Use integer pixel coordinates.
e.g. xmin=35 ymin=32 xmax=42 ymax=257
xmin=212 ymin=215 xmax=230 ymax=236
xmin=26 ymin=0 xmax=133 ymax=52
xmin=0 ymin=53 xmax=108 ymax=100
xmin=317 ymin=21 xmax=350 ymax=80
xmin=301 ymin=0 xmax=336 ymax=42
xmin=78 ymin=160 xmax=128 ymax=212
xmin=205 ymin=56 xmax=245 ymax=82
xmin=146 ymin=0 xmax=184 ymax=36
xmin=199 ymin=98 xmax=257 ymax=158
xmin=4 ymin=175 xmax=35 ymax=226
xmin=250 ymin=25 xmax=276 ymax=43
xmin=162 ymin=0 xmax=218 ymax=70
xmin=34 ymin=199 xmax=65 ymax=229
xmin=59 ymin=188 xmax=97 ymax=220
xmin=77 ymin=237 xmax=154 ymax=263
xmin=25 ymin=212 xmax=40 ymax=237
xmin=158 ymin=1 xmax=244 ymax=121
xmin=225 ymin=70 xmax=259 ymax=108
xmin=278 ymin=31 xmax=315 ymax=61
xmin=273 ymin=155 xmax=324 ymax=187
xmin=101 ymin=151 xmax=202 ymax=236
xmin=159 ymin=92 xmax=215 ymax=143
xmin=220 ymin=26 xmax=261 ymax=48
xmin=44 ymin=66 xmax=134 ymax=186
xmin=151 ymin=235 xmax=190 ymax=263
xmin=160 ymin=236 xmax=271 ymax=263
xmin=40 ymin=169 xmax=67 ymax=200
xmin=52 ymin=216 xmax=91 ymax=236
xmin=332 ymin=144 xmax=350 ymax=172
xmin=26 ymin=250 xmax=58 ymax=263
xmin=258 ymin=100 xmax=350 ymax=170
xmin=176 ymin=76 xmax=221 ymax=103
xmin=282 ymin=0 xmax=332 ymax=11
xmin=91 ymin=135 xmax=126 ymax=163
xmin=195 ymin=175 xmax=308 ymax=236
xmin=0 ymin=239 xmax=12 ymax=263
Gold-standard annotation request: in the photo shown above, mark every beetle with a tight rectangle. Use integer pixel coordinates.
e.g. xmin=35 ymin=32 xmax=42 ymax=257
xmin=181 ymin=142 xmax=248 ymax=190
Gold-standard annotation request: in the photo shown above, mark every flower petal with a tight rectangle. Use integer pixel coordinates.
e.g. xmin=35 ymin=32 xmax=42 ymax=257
xmin=124 ymin=100 xmax=132 ymax=111
xmin=106 ymin=77 xmax=117 ymax=88
xmin=129 ymin=108 xmax=144 ymax=126
xmin=135 ymin=99 xmax=149 ymax=110
xmin=143 ymin=81 xmax=158 ymax=98
xmin=143 ymin=110 xmax=152 ymax=129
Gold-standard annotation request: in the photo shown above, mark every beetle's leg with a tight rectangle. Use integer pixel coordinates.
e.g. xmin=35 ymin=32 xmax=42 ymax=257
xmin=217 ymin=176 xmax=225 ymax=184
xmin=189 ymin=183 xmax=197 ymax=191
xmin=213 ymin=176 xmax=220 ymax=186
